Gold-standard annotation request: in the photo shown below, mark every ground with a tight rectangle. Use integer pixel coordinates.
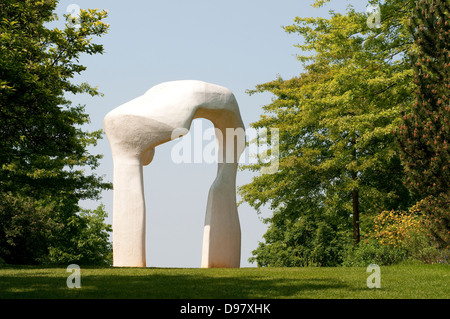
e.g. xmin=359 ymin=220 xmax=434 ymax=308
xmin=0 ymin=262 xmax=448 ymax=299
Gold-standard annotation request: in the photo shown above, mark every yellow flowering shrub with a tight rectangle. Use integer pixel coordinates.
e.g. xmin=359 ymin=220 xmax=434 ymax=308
xmin=370 ymin=205 xmax=424 ymax=248
xmin=364 ymin=204 xmax=449 ymax=264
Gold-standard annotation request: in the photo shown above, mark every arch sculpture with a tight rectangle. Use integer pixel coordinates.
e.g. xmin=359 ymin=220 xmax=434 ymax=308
xmin=104 ymin=80 xmax=246 ymax=268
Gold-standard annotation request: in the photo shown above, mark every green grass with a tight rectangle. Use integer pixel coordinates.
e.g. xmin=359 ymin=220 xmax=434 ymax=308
xmin=0 ymin=262 xmax=448 ymax=299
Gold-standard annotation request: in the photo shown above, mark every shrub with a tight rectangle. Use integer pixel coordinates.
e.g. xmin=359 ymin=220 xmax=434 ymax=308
xmin=403 ymin=231 xmax=450 ymax=264
xmin=371 ymin=208 xmax=423 ymax=247
xmin=342 ymin=239 xmax=406 ymax=266
xmin=355 ymin=205 xmax=449 ymax=265
xmin=45 ymin=205 xmax=112 ymax=266
xmin=0 ymin=192 xmax=112 ymax=265
xmin=249 ymin=216 xmax=348 ymax=267
xmin=0 ymin=193 xmax=53 ymax=264
xmin=415 ymin=193 xmax=450 ymax=250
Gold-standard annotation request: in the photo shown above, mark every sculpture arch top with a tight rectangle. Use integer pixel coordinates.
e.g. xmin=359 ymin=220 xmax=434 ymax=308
xmin=104 ymin=80 xmax=246 ymax=268
xmin=105 ymin=80 xmax=244 ymax=161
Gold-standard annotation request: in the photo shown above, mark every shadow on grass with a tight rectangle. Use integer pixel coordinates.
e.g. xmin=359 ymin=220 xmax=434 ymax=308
xmin=0 ymin=267 xmax=350 ymax=299
xmin=89 ymin=274 xmax=347 ymax=299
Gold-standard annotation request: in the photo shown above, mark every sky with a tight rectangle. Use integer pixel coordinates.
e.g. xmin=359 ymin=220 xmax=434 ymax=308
xmin=51 ymin=0 xmax=369 ymax=267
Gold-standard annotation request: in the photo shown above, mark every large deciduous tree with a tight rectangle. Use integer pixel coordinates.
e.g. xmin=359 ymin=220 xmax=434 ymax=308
xmin=0 ymin=0 xmax=111 ymax=264
xmin=240 ymin=0 xmax=416 ymax=266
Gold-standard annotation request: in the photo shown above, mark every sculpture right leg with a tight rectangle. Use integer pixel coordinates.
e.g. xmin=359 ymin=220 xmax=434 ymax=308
xmin=111 ymin=154 xmax=146 ymax=267
xmin=200 ymin=120 xmax=245 ymax=268
xmin=201 ymin=162 xmax=241 ymax=268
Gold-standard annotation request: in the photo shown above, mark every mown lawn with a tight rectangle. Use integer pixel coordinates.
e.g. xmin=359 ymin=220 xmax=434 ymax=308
xmin=0 ymin=262 xmax=448 ymax=299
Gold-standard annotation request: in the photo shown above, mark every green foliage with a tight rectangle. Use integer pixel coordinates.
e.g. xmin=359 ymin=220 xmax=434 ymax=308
xmin=0 ymin=0 xmax=110 ymax=200
xmin=46 ymin=205 xmax=112 ymax=266
xmin=0 ymin=0 xmax=111 ymax=265
xmin=241 ymin=0 xmax=416 ymax=267
xmin=0 ymin=193 xmax=112 ymax=265
xmin=402 ymin=229 xmax=450 ymax=264
xmin=416 ymin=193 xmax=450 ymax=249
xmin=342 ymin=239 xmax=407 ymax=266
xmin=344 ymin=205 xmax=449 ymax=265
xmin=398 ymin=0 xmax=450 ymax=197
xmin=249 ymin=215 xmax=348 ymax=267
xmin=342 ymin=234 xmax=449 ymax=266
xmin=0 ymin=193 xmax=53 ymax=264
xmin=397 ymin=0 xmax=450 ymax=248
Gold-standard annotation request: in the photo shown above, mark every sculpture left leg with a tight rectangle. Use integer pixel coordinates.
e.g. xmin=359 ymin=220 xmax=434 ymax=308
xmin=111 ymin=154 xmax=147 ymax=267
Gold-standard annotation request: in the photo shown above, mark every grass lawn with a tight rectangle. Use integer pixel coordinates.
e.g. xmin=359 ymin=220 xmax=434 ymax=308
xmin=0 ymin=262 xmax=448 ymax=299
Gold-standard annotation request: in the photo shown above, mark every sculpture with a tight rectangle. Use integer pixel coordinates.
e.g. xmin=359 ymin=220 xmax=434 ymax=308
xmin=104 ymin=80 xmax=245 ymax=268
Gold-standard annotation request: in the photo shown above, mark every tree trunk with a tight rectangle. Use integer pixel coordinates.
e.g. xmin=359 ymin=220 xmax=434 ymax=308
xmin=352 ymin=188 xmax=360 ymax=245
xmin=350 ymin=136 xmax=360 ymax=245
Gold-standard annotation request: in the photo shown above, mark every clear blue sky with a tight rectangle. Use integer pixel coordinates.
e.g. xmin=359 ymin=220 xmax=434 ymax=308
xmin=53 ymin=0 xmax=368 ymax=267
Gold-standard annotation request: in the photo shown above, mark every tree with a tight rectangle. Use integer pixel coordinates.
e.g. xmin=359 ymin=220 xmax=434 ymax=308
xmin=47 ymin=205 xmax=112 ymax=265
xmin=0 ymin=193 xmax=52 ymax=264
xmin=0 ymin=0 xmax=111 ymax=264
xmin=239 ymin=0 xmax=416 ymax=266
xmin=0 ymin=194 xmax=112 ymax=265
xmin=397 ymin=0 xmax=450 ymax=247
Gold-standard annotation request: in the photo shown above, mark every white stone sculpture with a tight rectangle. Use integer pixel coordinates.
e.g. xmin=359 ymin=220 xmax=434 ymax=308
xmin=104 ymin=80 xmax=245 ymax=268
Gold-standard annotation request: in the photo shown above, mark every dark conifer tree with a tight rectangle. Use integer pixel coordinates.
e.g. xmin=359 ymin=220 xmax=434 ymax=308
xmin=398 ymin=0 xmax=450 ymax=248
